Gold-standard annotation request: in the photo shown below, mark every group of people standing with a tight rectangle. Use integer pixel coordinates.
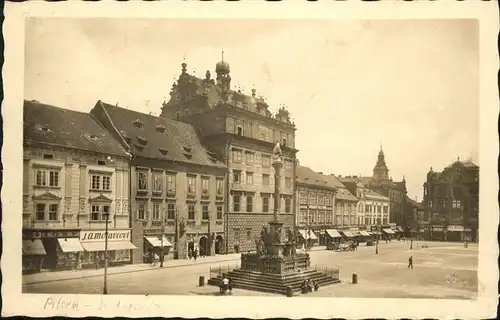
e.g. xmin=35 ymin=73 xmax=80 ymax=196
xmin=188 ymin=247 xmax=208 ymax=260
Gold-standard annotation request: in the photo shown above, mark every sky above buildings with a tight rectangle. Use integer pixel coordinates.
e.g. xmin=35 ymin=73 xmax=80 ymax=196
xmin=24 ymin=18 xmax=479 ymax=201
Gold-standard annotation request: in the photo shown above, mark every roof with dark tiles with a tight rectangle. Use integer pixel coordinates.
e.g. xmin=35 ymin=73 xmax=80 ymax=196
xmin=92 ymin=101 xmax=226 ymax=169
xmin=23 ymin=100 xmax=129 ymax=157
xmin=296 ymin=166 xmax=336 ymax=190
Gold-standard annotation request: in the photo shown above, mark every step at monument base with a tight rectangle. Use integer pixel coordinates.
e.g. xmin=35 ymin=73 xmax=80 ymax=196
xmin=208 ymin=268 xmax=341 ymax=295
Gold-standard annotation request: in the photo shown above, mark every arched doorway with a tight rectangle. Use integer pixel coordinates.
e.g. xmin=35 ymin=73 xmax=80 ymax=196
xmin=215 ymin=235 xmax=224 ymax=254
xmin=199 ymin=236 xmax=208 ymax=257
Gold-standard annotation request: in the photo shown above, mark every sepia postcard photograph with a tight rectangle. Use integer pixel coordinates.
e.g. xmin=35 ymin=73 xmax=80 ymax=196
xmin=2 ymin=1 xmax=498 ymax=319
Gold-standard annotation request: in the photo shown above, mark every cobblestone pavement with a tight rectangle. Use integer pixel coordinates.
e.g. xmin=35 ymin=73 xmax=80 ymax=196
xmin=23 ymin=241 xmax=477 ymax=299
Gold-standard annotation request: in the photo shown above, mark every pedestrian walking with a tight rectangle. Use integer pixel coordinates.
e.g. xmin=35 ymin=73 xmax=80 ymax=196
xmin=408 ymin=256 xmax=413 ymax=269
xmin=95 ymin=255 xmax=100 ymax=270
xmin=188 ymin=248 xmax=193 ymax=260
xmin=193 ymin=248 xmax=198 ymax=261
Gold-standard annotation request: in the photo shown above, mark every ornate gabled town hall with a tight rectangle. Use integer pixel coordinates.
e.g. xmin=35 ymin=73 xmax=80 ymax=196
xmin=161 ymin=57 xmax=297 ymax=254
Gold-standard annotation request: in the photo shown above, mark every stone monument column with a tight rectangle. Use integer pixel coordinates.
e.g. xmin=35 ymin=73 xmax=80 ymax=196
xmin=267 ymin=142 xmax=285 ymax=257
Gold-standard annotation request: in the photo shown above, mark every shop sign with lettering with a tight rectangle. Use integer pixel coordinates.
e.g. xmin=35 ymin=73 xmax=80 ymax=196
xmin=80 ymin=229 xmax=131 ymax=242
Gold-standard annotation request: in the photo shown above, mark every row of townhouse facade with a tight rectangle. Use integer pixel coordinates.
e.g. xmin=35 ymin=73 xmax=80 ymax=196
xmin=294 ymin=163 xmax=398 ymax=247
xmin=22 ymin=58 xmax=416 ymax=273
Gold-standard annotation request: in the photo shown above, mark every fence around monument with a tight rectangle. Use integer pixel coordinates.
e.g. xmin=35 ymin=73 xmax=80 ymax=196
xmin=312 ymin=265 xmax=340 ymax=280
xmin=209 ymin=263 xmax=241 ymax=279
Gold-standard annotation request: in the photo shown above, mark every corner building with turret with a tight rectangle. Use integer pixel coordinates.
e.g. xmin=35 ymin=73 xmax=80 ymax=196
xmin=161 ymin=58 xmax=297 ymax=254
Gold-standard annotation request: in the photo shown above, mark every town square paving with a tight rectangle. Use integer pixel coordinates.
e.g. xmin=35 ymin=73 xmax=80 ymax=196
xmin=23 ymin=241 xmax=477 ymax=299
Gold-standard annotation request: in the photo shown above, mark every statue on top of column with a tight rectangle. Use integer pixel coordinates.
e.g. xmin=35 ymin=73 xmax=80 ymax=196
xmin=272 ymin=142 xmax=282 ymax=161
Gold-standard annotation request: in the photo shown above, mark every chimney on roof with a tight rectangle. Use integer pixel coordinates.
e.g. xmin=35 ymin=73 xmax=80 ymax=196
xmin=338 ymin=175 xmax=342 ymax=178
xmin=317 ymin=172 xmax=323 ymax=175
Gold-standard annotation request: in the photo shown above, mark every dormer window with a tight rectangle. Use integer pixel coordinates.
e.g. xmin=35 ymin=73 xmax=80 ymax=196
xmin=155 ymin=125 xmax=166 ymax=133
xmin=97 ymin=160 xmax=106 ymax=166
xmin=159 ymin=148 xmax=168 ymax=156
xmin=134 ymin=144 xmax=145 ymax=152
xmin=184 ymin=153 xmax=193 ymax=160
xmin=35 ymin=124 xmax=52 ymax=132
xmin=133 ymin=119 xmax=144 ymax=128
xmin=183 ymin=146 xmax=192 ymax=153
xmin=136 ymin=136 xmax=148 ymax=145
xmin=43 ymin=154 xmax=54 ymax=160
xmin=84 ymin=133 xmax=99 ymax=142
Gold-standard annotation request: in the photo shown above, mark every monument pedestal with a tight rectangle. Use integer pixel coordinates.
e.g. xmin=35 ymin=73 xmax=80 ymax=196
xmin=207 ymin=143 xmax=341 ymax=295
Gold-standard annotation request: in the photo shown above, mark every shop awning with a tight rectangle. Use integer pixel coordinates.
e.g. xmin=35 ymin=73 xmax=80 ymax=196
xmin=383 ymin=228 xmax=395 ymax=235
xmin=326 ymin=229 xmax=342 ymax=238
xmin=82 ymin=241 xmax=137 ymax=252
xmin=396 ymin=226 xmax=405 ymax=232
xmin=58 ymin=238 xmax=85 ymax=253
xmin=341 ymin=231 xmax=355 ymax=238
xmin=298 ymin=230 xmax=318 ymax=240
xmin=144 ymin=236 xmax=173 ymax=247
xmin=22 ymin=239 xmax=46 ymax=256
xmin=359 ymin=231 xmax=371 ymax=237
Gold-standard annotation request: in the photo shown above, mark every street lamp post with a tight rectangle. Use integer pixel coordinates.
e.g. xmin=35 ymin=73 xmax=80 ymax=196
xmin=103 ymin=211 xmax=110 ymax=294
xmin=160 ymin=209 xmax=165 ymax=267
xmin=375 ymin=219 xmax=380 ymax=255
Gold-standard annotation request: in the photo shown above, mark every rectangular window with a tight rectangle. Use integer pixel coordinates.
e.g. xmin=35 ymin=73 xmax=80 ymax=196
xmin=318 ymin=196 xmax=325 ymax=206
xmin=299 ymin=192 xmax=307 ymax=204
xmin=102 ymin=176 xmax=111 ymax=191
xmin=233 ymin=170 xmax=242 ymax=183
xmin=234 ymin=229 xmax=241 ymax=242
xmin=167 ymin=174 xmax=176 ymax=193
xmin=138 ymin=172 xmax=148 ymax=190
xmin=216 ymin=179 xmax=224 ymax=196
xmin=35 ymin=169 xmax=60 ymax=187
xmin=188 ymin=205 xmax=195 ymax=220
xmin=91 ymin=205 xmax=101 ymax=221
xmin=202 ymin=178 xmax=210 ymax=195
xmin=246 ymin=172 xmax=254 ymax=185
xmin=91 ymin=175 xmax=101 ymax=190
xmin=187 ymin=176 xmax=196 ymax=194
xmin=167 ymin=203 xmax=175 ymax=220
xmin=377 ymin=205 xmax=381 ymax=213
xmin=49 ymin=171 xmax=59 ymax=187
xmin=285 ymin=160 xmax=293 ymax=170
xmin=245 ymin=152 xmax=255 ymax=165
xmin=262 ymin=155 xmax=271 ymax=168
xmin=232 ymin=149 xmax=243 ymax=163
xmin=246 ymin=229 xmax=252 ymax=241
xmin=310 ymin=195 xmax=317 ymax=206
xmin=48 ymin=204 xmax=58 ymax=221
xmin=152 ymin=203 xmax=160 ymax=220
xmin=262 ymin=196 xmax=269 ymax=213
xmin=36 ymin=170 xmax=47 ymax=186
xmin=202 ymin=205 xmax=209 ymax=220
xmin=138 ymin=203 xmax=146 ymax=220
xmin=246 ymin=195 xmax=253 ymax=212
xmin=262 ymin=174 xmax=270 ymax=186
xmin=285 ymin=197 xmax=291 ymax=213
xmin=153 ymin=174 xmax=162 ymax=193
xmin=35 ymin=204 xmax=45 ymax=220
xmin=285 ymin=177 xmax=292 ymax=189
xmin=233 ymin=194 xmax=241 ymax=212
xmin=383 ymin=206 xmax=388 ymax=214
xmin=217 ymin=205 xmax=223 ymax=220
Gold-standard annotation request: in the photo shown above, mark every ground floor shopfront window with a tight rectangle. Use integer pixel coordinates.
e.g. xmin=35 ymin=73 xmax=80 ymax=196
xmin=79 ymin=229 xmax=136 ymax=268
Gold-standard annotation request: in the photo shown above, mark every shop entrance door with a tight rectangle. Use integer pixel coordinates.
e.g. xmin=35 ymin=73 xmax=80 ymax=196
xmin=41 ymin=238 xmax=58 ymax=270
